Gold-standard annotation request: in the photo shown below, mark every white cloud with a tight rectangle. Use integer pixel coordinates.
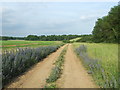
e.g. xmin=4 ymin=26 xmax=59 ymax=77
xmin=80 ymin=16 xmax=87 ymax=20
xmin=79 ymin=15 xmax=100 ymax=20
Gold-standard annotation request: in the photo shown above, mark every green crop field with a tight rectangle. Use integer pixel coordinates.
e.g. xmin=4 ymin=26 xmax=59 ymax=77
xmin=73 ymin=43 xmax=118 ymax=88
xmin=70 ymin=37 xmax=81 ymax=42
xmin=0 ymin=40 xmax=63 ymax=50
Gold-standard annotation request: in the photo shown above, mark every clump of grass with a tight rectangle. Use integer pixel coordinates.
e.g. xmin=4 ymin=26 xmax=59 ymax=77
xmin=44 ymin=83 xmax=57 ymax=88
xmin=46 ymin=67 xmax=61 ymax=83
xmin=2 ymin=45 xmax=61 ymax=86
xmin=75 ymin=45 xmax=118 ymax=88
xmin=45 ymin=46 xmax=67 ymax=88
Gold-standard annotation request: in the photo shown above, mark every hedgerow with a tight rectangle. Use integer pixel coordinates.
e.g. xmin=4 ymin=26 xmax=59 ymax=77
xmin=2 ymin=45 xmax=60 ymax=86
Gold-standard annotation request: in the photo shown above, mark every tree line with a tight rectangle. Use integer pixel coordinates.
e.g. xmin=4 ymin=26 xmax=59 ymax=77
xmin=0 ymin=35 xmax=81 ymax=41
xmin=0 ymin=36 xmax=24 ymax=40
xmin=25 ymin=35 xmax=81 ymax=41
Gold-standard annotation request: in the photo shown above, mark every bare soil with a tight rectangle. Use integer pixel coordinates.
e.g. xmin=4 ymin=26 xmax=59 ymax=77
xmin=56 ymin=44 xmax=97 ymax=88
xmin=6 ymin=45 xmax=66 ymax=88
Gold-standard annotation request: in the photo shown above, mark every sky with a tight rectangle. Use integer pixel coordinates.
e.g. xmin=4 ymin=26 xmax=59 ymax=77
xmin=0 ymin=1 xmax=118 ymax=37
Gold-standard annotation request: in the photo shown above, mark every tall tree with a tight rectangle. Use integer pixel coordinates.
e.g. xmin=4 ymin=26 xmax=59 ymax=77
xmin=92 ymin=5 xmax=120 ymax=43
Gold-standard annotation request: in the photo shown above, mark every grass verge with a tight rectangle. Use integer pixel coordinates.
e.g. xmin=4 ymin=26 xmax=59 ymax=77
xmin=74 ymin=43 xmax=118 ymax=88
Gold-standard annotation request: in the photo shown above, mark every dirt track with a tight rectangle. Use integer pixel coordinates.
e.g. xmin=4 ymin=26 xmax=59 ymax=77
xmin=7 ymin=45 xmax=66 ymax=88
xmin=7 ymin=44 xmax=97 ymax=88
xmin=57 ymin=44 xmax=97 ymax=88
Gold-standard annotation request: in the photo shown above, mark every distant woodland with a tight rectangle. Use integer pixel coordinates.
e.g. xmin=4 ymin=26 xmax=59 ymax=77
xmin=0 ymin=35 xmax=80 ymax=41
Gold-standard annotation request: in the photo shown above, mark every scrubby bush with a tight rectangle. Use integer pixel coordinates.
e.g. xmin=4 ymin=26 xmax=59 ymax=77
xmin=76 ymin=45 xmax=118 ymax=88
xmin=62 ymin=40 xmax=70 ymax=43
xmin=76 ymin=35 xmax=93 ymax=43
xmin=2 ymin=46 xmax=60 ymax=86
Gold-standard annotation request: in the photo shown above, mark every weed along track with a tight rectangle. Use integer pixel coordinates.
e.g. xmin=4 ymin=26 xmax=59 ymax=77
xmin=56 ymin=44 xmax=97 ymax=88
xmin=6 ymin=45 xmax=67 ymax=88
xmin=45 ymin=45 xmax=68 ymax=88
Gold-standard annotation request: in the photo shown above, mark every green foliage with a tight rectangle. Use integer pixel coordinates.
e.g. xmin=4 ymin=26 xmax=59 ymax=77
xmin=25 ymin=35 xmax=39 ymax=41
xmin=25 ymin=35 xmax=81 ymax=41
xmin=2 ymin=46 xmax=60 ymax=86
xmin=44 ymin=83 xmax=57 ymax=88
xmin=0 ymin=36 xmax=24 ymax=40
xmin=76 ymin=35 xmax=93 ymax=43
xmin=62 ymin=40 xmax=70 ymax=43
xmin=92 ymin=5 xmax=120 ymax=43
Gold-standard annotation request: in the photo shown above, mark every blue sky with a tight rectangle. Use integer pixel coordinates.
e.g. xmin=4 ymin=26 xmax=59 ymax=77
xmin=0 ymin=2 xmax=118 ymax=37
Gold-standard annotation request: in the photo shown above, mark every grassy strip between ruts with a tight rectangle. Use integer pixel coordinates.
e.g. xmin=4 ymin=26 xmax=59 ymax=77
xmin=44 ymin=45 xmax=68 ymax=88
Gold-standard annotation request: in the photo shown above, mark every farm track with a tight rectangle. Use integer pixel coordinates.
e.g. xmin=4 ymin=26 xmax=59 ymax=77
xmin=6 ymin=44 xmax=67 ymax=88
xmin=56 ymin=44 xmax=97 ymax=88
xmin=6 ymin=44 xmax=97 ymax=88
